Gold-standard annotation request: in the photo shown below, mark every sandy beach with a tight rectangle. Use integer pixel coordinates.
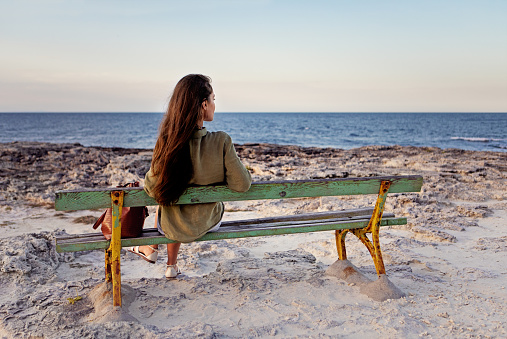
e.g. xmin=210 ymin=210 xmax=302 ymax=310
xmin=0 ymin=141 xmax=506 ymax=338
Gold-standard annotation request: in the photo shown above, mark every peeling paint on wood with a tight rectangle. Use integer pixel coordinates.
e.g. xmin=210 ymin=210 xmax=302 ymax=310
xmin=55 ymin=175 xmax=423 ymax=211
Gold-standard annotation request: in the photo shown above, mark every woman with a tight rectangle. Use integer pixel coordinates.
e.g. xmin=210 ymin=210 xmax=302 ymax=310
xmin=128 ymin=74 xmax=252 ymax=278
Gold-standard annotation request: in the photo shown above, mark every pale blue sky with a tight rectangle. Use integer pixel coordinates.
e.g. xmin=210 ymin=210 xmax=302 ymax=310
xmin=1 ymin=0 xmax=506 ymax=112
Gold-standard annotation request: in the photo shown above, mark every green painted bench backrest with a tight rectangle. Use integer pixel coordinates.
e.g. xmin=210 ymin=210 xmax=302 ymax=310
xmin=55 ymin=175 xmax=423 ymax=211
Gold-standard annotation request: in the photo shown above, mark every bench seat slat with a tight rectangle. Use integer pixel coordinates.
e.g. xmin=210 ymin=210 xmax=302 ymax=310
xmin=221 ymin=208 xmax=375 ymax=226
xmin=54 ymin=209 xmax=391 ymax=242
xmin=55 ymin=216 xmax=406 ymax=253
xmin=55 ymin=208 xmax=380 ymax=241
xmin=56 ymin=213 xmax=392 ymax=244
xmin=56 ymin=215 xmax=379 ymax=245
xmin=217 ymin=213 xmax=395 ymax=231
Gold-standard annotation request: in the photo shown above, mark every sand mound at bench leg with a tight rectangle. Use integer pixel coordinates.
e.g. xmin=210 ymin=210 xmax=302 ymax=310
xmin=360 ymin=274 xmax=406 ymax=302
xmin=326 ymin=260 xmax=405 ymax=301
xmin=326 ymin=259 xmax=372 ymax=285
xmin=87 ymin=282 xmax=138 ymax=323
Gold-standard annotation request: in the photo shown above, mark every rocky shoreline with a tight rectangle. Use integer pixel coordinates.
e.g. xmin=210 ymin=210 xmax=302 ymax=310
xmin=1 ymin=141 xmax=505 ymax=204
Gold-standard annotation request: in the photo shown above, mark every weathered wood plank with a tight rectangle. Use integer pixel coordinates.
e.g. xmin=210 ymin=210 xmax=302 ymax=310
xmin=221 ymin=208 xmax=376 ymax=226
xmin=54 ymin=210 xmax=393 ymax=243
xmin=55 ymin=209 xmax=377 ymax=241
xmin=55 ymin=175 xmax=423 ymax=211
xmin=56 ymin=213 xmax=394 ymax=246
xmin=215 ymin=214 xmax=396 ymax=231
xmin=55 ymin=217 xmax=406 ymax=252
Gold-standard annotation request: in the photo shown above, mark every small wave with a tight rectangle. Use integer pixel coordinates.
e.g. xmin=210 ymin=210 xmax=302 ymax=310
xmin=451 ymin=137 xmax=507 ymax=143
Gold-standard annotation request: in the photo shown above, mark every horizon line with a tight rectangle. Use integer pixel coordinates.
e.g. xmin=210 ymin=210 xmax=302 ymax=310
xmin=1 ymin=111 xmax=506 ymax=114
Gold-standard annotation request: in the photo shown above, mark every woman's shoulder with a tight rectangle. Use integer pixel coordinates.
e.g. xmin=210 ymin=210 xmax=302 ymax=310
xmin=204 ymin=130 xmax=232 ymax=143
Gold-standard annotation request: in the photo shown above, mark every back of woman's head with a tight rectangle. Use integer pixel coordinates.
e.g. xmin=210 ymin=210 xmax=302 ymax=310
xmin=151 ymin=74 xmax=213 ymax=205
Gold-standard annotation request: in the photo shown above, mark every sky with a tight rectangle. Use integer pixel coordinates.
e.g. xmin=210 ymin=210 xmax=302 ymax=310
xmin=1 ymin=0 xmax=506 ymax=113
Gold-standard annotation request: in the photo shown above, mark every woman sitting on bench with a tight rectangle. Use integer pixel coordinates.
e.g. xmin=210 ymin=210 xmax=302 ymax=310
xmin=127 ymin=74 xmax=251 ymax=278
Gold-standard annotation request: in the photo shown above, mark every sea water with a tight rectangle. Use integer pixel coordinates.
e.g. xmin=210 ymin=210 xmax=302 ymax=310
xmin=0 ymin=113 xmax=505 ymax=152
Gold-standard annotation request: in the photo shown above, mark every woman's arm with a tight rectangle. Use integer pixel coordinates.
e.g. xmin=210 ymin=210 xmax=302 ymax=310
xmin=224 ymin=135 xmax=252 ymax=192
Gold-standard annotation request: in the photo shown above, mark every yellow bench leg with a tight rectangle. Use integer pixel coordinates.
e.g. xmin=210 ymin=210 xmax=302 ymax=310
xmin=335 ymin=229 xmax=348 ymax=260
xmin=367 ymin=180 xmax=391 ymax=275
xmin=334 ymin=180 xmax=391 ymax=277
xmin=110 ymin=191 xmax=123 ymax=307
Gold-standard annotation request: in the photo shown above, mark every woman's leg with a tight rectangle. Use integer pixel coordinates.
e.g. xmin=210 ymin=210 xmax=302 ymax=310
xmin=137 ymin=206 xmax=160 ymax=255
xmin=165 ymin=242 xmax=181 ymax=278
xmin=166 ymin=242 xmax=181 ymax=265
xmin=136 ymin=207 xmax=180 ymax=264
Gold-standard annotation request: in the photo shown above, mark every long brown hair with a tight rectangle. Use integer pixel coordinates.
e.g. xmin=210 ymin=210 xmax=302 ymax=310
xmin=151 ymin=74 xmax=213 ymax=205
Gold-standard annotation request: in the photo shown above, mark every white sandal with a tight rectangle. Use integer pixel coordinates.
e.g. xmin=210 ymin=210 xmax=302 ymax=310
xmin=165 ymin=264 xmax=181 ymax=279
xmin=127 ymin=245 xmax=158 ymax=264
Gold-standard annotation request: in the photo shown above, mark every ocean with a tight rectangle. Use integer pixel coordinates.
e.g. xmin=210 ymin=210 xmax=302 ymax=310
xmin=0 ymin=113 xmax=505 ymax=152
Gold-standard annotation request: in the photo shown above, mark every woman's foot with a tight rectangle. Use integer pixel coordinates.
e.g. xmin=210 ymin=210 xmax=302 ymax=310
xmin=165 ymin=264 xmax=181 ymax=279
xmin=127 ymin=245 xmax=158 ymax=264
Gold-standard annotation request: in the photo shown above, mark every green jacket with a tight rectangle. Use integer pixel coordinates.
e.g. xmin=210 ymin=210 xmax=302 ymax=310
xmin=144 ymin=128 xmax=252 ymax=242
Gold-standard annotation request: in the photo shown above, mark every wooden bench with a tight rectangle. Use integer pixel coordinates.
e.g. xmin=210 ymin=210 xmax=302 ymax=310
xmin=55 ymin=175 xmax=423 ymax=306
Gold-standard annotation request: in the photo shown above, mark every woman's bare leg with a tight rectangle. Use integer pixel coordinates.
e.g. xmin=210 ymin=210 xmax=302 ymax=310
xmin=137 ymin=206 xmax=160 ymax=255
xmin=137 ymin=206 xmax=181 ymax=265
xmin=166 ymin=242 xmax=181 ymax=265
